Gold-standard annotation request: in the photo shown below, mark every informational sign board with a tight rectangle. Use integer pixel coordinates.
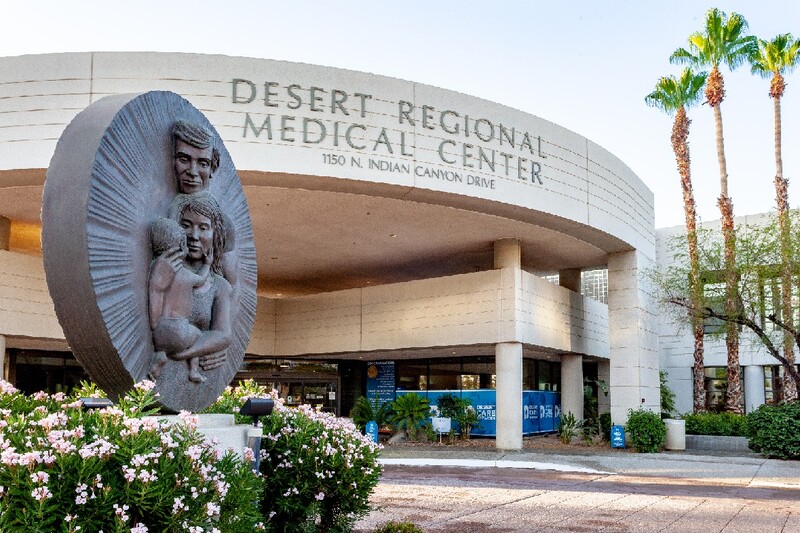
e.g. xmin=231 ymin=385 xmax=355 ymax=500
xmin=611 ymin=425 xmax=626 ymax=448
xmin=365 ymin=361 xmax=396 ymax=405
xmin=365 ymin=420 xmax=379 ymax=444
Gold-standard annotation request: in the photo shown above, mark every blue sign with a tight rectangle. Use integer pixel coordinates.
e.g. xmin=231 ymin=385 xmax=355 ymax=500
xmin=404 ymin=389 xmax=561 ymax=437
xmin=365 ymin=420 xmax=379 ymax=444
xmin=611 ymin=425 xmax=626 ymax=448
xmin=366 ymin=361 xmax=396 ymax=405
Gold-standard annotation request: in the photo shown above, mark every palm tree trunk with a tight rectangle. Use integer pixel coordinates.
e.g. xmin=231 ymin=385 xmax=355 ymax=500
xmin=712 ymin=99 xmax=743 ymax=414
xmin=772 ymin=90 xmax=797 ymax=401
xmin=672 ymin=107 xmax=706 ymax=411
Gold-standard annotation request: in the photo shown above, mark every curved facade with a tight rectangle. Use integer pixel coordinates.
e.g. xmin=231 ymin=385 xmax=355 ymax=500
xmin=0 ymin=53 xmax=657 ymax=448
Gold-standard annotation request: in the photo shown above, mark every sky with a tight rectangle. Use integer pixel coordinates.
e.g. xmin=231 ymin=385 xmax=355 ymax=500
xmin=3 ymin=0 xmax=800 ymax=228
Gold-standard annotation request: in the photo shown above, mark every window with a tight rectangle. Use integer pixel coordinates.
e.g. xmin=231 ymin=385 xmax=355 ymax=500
xmin=703 ymin=367 xmax=728 ymax=412
xmin=538 ymin=269 xmax=609 ymax=304
xmin=581 ymin=268 xmax=608 ymax=304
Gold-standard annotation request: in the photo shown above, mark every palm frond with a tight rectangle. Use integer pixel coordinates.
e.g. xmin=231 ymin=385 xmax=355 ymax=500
xmin=645 ymin=67 xmax=707 ymax=115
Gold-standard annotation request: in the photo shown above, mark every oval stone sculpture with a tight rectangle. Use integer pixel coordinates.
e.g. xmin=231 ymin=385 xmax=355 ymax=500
xmin=42 ymin=91 xmax=257 ymax=412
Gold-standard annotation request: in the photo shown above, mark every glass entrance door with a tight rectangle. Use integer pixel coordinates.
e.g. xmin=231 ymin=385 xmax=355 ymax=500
xmin=281 ymin=380 xmax=338 ymax=413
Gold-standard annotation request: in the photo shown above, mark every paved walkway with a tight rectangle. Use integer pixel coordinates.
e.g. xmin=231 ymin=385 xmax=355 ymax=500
xmin=355 ymin=445 xmax=800 ymax=532
xmin=378 ymin=445 xmax=800 ymax=488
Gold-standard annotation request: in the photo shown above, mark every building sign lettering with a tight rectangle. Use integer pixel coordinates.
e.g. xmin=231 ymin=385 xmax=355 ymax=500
xmin=232 ymin=78 xmax=546 ymax=190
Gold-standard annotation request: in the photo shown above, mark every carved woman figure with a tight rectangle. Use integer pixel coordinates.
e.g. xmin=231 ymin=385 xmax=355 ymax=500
xmin=149 ymin=192 xmax=232 ymax=380
xmin=147 ymin=217 xmax=211 ymax=383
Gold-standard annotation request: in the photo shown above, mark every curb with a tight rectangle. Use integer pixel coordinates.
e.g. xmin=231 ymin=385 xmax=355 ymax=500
xmin=378 ymin=457 xmax=612 ymax=475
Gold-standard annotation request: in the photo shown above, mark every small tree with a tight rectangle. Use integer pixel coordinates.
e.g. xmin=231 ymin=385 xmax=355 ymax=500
xmin=435 ymin=393 xmax=479 ymax=440
xmin=656 ymin=213 xmax=800 ymax=395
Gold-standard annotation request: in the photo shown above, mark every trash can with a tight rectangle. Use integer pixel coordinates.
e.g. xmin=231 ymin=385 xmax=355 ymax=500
xmin=664 ymin=419 xmax=686 ymax=450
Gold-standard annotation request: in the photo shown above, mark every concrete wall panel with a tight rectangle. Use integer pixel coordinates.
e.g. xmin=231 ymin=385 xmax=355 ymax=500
xmin=0 ymin=251 xmax=63 ymax=340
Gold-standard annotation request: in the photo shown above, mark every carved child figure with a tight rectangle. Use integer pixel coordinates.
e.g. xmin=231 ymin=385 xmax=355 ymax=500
xmin=148 ymin=217 xmax=211 ymax=383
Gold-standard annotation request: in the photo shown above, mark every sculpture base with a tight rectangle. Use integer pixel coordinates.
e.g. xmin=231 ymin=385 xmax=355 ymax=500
xmin=161 ymin=413 xmax=262 ymax=461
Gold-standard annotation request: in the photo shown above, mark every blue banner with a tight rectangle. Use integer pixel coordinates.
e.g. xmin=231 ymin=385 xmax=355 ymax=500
xmin=405 ymin=389 xmax=560 ymax=437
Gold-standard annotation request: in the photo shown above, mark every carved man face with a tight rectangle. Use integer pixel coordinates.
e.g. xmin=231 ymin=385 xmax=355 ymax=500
xmin=180 ymin=209 xmax=213 ymax=262
xmin=174 ymin=139 xmax=213 ymax=194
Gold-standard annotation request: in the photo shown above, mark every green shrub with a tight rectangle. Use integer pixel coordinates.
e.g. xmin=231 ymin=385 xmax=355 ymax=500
xmin=747 ymin=401 xmax=800 ymax=459
xmin=625 ymin=408 xmax=666 ymax=453
xmin=684 ymin=411 xmax=748 ymax=436
xmin=434 ymin=393 xmax=479 ymax=440
xmin=0 ymin=380 xmax=263 ymax=533
xmin=389 ymin=394 xmax=431 ymax=440
xmin=374 ymin=520 xmax=426 ymax=532
xmin=660 ymin=370 xmax=677 ymax=418
xmin=207 ymin=381 xmax=383 ymax=532
xmin=557 ymin=411 xmax=581 ymax=444
xmin=599 ymin=412 xmax=612 ymax=441
xmin=435 ymin=393 xmax=461 ymax=419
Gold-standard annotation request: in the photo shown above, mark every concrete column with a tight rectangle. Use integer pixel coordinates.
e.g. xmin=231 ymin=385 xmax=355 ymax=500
xmin=607 ymin=250 xmax=659 ymax=425
xmin=494 ymin=239 xmax=521 ymax=269
xmin=744 ymin=365 xmax=766 ymax=414
xmin=597 ymin=360 xmax=610 ymax=415
xmin=0 ymin=335 xmax=6 ymax=382
xmin=496 ymin=341 xmax=522 ymax=450
xmin=559 ymin=268 xmax=581 ymax=292
xmin=0 ymin=216 xmax=10 ymax=250
xmin=560 ymin=354 xmax=584 ymax=419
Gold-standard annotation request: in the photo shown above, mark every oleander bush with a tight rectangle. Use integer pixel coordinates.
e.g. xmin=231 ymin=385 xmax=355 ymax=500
xmin=746 ymin=401 xmax=800 ymax=459
xmin=625 ymin=408 xmax=666 ymax=453
xmin=0 ymin=380 xmax=264 ymax=533
xmin=684 ymin=411 xmax=748 ymax=436
xmin=205 ymin=381 xmax=383 ymax=532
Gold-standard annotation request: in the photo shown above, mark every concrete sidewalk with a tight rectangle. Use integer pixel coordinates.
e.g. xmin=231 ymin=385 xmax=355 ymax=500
xmin=378 ymin=444 xmax=800 ymax=489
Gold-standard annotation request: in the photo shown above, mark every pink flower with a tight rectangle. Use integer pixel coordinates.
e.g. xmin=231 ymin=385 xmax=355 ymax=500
xmin=243 ymin=447 xmax=255 ymax=462
xmin=134 ymin=380 xmax=156 ymax=392
xmin=177 ymin=410 xmax=199 ymax=429
xmin=31 ymin=486 xmax=52 ymax=501
xmin=113 ymin=503 xmax=129 ymax=521
xmin=0 ymin=380 xmax=18 ymax=395
xmin=29 ymin=471 xmax=49 ymax=484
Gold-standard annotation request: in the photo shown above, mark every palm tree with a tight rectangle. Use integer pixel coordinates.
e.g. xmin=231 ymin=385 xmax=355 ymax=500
xmin=750 ymin=34 xmax=800 ymax=402
xmin=645 ymin=67 xmax=708 ymax=412
xmin=670 ymin=8 xmax=756 ymax=413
